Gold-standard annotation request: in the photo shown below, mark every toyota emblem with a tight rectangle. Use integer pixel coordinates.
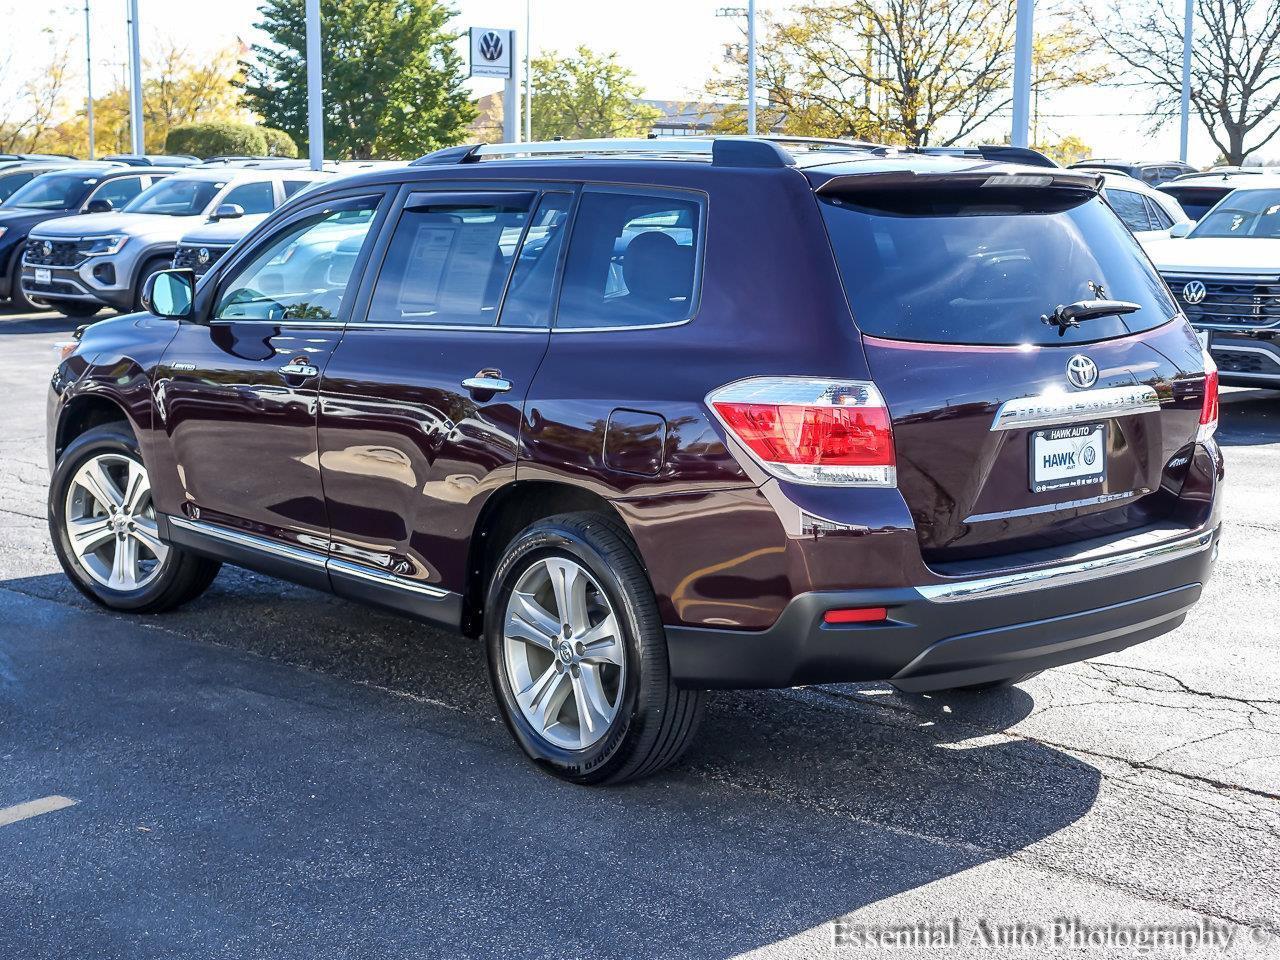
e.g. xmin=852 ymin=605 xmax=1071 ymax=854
xmin=479 ymin=31 xmax=504 ymax=61
xmin=1183 ymin=280 xmax=1207 ymax=305
xmin=1066 ymin=354 xmax=1099 ymax=389
xmin=197 ymin=247 xmax=210 ymax=265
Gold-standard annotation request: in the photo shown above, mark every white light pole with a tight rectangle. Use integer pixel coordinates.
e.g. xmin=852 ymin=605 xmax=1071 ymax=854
xmin=523 ymin=0 xmax=531 ymax=143
xmin=1011 ymin=0 xmax=1034 ymax=147
xmin=305 ymin=0 xmax=325 ymax=170
xmin=126 ymin=0 xmax=144 ymax=154
xmin=84 ymin=0 xmax=94 ymax=159
xmin=1180 ymin=0 xmax=1193 ymax=163
xmin=747 ymin=0 xmax=757 ymax=135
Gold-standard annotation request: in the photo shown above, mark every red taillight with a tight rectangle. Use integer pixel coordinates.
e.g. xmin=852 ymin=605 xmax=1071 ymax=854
xmin=823 ymin=606 xmax=888 ymax=625
xmin=1198 ymin=354 xmax=1219 ymax=442
xmin=708 ymin=378 xmax=896 ymax=486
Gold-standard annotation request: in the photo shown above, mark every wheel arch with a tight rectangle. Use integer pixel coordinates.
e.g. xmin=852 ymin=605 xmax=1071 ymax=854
xmin=462 ymin=480 xmax=633 ymax=638
xmin=55 ymin=393 xmax=133 ymax=462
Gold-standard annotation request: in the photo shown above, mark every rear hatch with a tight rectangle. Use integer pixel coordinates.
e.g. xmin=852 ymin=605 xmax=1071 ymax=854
xmin=813 ymin=167 xmax=1209 ymax=568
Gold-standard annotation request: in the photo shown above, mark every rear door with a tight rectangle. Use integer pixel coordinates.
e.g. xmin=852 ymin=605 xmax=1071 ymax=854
xmin=316 ymin=183 xmax=575 ymax=607
xmin=816 ymin=174 xmax=1208 ymax=566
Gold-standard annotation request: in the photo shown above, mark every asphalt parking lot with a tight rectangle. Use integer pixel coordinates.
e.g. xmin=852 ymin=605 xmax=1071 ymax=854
xmin=1 ymin=308 xmax=1278 ymax=959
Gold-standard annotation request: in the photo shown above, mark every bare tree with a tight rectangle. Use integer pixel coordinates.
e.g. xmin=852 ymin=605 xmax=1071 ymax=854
xmin=1098 ymin=0 xmax=1280 ymax=164
xmin=709 ymin=0 xmax=1105 ymax=146
xmin=0 ymin=42 xmax=73 ymax=152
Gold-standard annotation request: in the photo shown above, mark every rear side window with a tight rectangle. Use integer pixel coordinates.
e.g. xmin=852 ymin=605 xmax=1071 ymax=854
xmin=1106 ymin=189 xmax=1154 ymax=232
xmin=556 ymin=189 xmax=702 ymax=329
xmin=222 ymin=180 xmax=277 ymax=214
xmin=87 ymin=176 xmax=144 ymax=211
xmin=282 ymin=179 xmax=314 ymax=199
xmin=820 ymin=187 xmax=1177 ymax=346
xmin=1144 ymin=197 xmax=1173 ymax=229
xmin=365 ymin=192 xmax=533 ymax=326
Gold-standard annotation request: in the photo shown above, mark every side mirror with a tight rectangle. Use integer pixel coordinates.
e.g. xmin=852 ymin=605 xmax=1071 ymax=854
xmin=142 ymin=269 xmax=196 ymax=320
xmin=212 ymin=203 xmax=244 ymax=221
xmin=85 ymin=198 xmax=113 ymax=214
xmin=1169 ymin=222 xmax=1193 ymax=238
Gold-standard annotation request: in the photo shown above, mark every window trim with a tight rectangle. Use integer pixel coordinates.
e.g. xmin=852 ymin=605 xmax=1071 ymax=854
xmin=550 ymin=182 xmax=709 ymax=335
xmin=200 ymin=190 xmax=390 ymax=327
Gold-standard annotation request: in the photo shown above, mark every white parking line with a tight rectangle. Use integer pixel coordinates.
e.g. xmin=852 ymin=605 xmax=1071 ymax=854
xmin=0 ymin=795 xmax=77 ymax=828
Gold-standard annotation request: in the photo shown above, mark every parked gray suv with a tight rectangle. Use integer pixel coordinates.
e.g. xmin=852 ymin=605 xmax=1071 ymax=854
xmin=22 ymin=168 xmax=323 ymax=316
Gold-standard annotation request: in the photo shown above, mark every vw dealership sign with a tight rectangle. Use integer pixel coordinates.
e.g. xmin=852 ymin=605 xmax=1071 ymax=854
xmin=470 ymin=27 xmax=512 ymax=78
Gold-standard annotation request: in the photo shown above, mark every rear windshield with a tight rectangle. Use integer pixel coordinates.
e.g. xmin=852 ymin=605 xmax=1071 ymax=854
xmin=819 ymin=187 xmax=1176 ymax=346
xmin=1159 ymin=186 xmax=1232 ymax=221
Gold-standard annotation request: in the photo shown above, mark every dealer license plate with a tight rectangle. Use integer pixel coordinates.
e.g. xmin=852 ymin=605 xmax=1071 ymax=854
xmin=1030 ymin=423 xmax=1106 ymax=493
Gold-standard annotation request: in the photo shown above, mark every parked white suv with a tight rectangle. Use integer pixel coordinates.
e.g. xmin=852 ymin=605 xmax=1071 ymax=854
xmin=1144 ymin=182 xmax=1280 ymax=387
xmin=1099 ymin=172 xmax=1190 ymax=243
xmin=22 ymin=168 xmax=325 ymax=316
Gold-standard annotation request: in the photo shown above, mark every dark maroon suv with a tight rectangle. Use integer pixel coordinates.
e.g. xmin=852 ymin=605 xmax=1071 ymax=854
xmin=47 ymin=138 xmax=1223 ymax=784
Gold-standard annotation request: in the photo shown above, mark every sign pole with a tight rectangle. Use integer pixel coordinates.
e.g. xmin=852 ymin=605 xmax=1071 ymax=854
xmin=85 ymin=0 xmax=95 ymax=160
xmin=504 ymin=31 xmax=520 ymax=143
xmin=1180 ymin=0 xmax=1193 ymax=163
xmin=127 ymin=0 xmax=144 ymax=154
xmin=1011 ymin=0 xmax=1034 ymax=148
xmin=306 ymin=0 xmax=325 ymax=170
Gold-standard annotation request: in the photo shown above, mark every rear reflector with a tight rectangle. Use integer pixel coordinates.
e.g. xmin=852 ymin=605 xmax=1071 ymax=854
xmin=823 ymin=607 xmax=888 ymax=625
xmin=708 ymin=377 xmax=896 ymax=486
xmin=1197 ymin=352 xmax=1219 ymax=443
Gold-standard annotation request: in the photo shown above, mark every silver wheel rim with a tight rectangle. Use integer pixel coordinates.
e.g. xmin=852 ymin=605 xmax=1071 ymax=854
xmin=502 ymin=556 xmax=626 ymax=750
xmin=64 ymin=452 xmax=168 ymax=591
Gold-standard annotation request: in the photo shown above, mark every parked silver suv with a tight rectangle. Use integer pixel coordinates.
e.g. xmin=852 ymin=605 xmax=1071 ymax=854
xmin=22 ymin=168 xmax=324 ymax=316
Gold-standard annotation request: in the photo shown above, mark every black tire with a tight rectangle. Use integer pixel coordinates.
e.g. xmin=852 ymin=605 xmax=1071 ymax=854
xmin=52 ymin=300 xmax=100 ymax=318
xmin=133 ymin=256 xmax=172 ymax=311
xmin=485 ymin=512 xmax=705 ymax=785
xmin=8 ymin=248 xmax=37 ymax=313
xmin=49 ymin=422 xmax=220 ymax=613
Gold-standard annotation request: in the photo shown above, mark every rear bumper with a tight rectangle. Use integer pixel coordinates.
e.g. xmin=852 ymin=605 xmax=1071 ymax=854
xmin=665 ymin=526 xmax=1218 ymax=690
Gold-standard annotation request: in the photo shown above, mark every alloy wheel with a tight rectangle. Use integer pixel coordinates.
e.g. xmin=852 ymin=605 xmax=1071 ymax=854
xmin=63 ymin=452 xmax=168 ymax=591
xmin=502 ymin=556 xmax=626 ymax=750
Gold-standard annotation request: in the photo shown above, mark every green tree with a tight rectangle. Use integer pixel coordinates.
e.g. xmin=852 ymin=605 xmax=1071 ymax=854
xmin=530 ymin=46 xmax=660 ymax=140
xmin=240 ymin=0 xmax=474 ymax=160
xmin=166 ymin=122 xmax=268 ymax=157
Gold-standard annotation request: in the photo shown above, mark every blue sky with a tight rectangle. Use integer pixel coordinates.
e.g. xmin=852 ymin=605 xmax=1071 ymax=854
xmin=1 ymin=0 xmax=1229 ymax=165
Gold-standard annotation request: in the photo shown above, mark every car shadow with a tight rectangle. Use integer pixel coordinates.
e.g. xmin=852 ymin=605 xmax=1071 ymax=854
xmin=1218 ymin=389 xmax=1280 ymax=446
xmin=1 ymin=568 xmax=1101 ymax=957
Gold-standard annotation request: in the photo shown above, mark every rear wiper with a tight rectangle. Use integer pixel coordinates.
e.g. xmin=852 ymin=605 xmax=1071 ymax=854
xmin=1041 ymin=299 xmax=1141 ymax=336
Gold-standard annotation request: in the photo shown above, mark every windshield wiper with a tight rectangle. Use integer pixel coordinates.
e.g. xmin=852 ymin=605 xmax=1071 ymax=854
xmin=1041 ymin=298 xmax=1140 ymax=336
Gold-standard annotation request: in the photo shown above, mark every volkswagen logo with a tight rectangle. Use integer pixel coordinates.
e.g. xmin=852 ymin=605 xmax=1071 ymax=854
xmin=41 ymin=240 xmax=52 ymax=257
xmin=479 ymin=31 xmax=504 ymax=61
xmin=1183 ymin=280 xmax=1207 ymax=305
xmin=197 ymin=247 xmax=210 ymax=265
xmin=1066 ymin=354 xmax=1099 ymax=389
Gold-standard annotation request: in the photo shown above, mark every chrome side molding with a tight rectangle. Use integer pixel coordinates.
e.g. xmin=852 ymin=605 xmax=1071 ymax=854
xmin=990 ymin=385 xmax=1161 ymax=431
xmin=919 ymin=528 xmax=1215 ymax=603
xmin=167 ymin=516 xmax=449 ymax=599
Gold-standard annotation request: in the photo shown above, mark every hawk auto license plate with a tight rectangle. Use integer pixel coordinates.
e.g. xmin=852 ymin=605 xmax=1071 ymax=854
xmin=34 ymin=268 xmax=51 ymax=285
xmin=1030 ymin=423 xmax=1106 ymax=493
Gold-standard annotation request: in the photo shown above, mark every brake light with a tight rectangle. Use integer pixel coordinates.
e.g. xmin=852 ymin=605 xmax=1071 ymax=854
xmin=1197 ymin=353 xmax=1219 ymax=443
xmin=708 ymin=377 xmax=896 ymax=486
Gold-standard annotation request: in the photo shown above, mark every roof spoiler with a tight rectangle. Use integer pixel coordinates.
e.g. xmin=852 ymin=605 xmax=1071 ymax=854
xmin=814 ymin=168 xmax=1104 ymax=196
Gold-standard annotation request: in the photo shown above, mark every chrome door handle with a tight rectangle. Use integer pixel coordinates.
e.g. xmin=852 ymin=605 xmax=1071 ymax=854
xmin=279 ymin=361 xmax=319 ymax=377
xmin=461 ymin=374 xmax=512 ymax=394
